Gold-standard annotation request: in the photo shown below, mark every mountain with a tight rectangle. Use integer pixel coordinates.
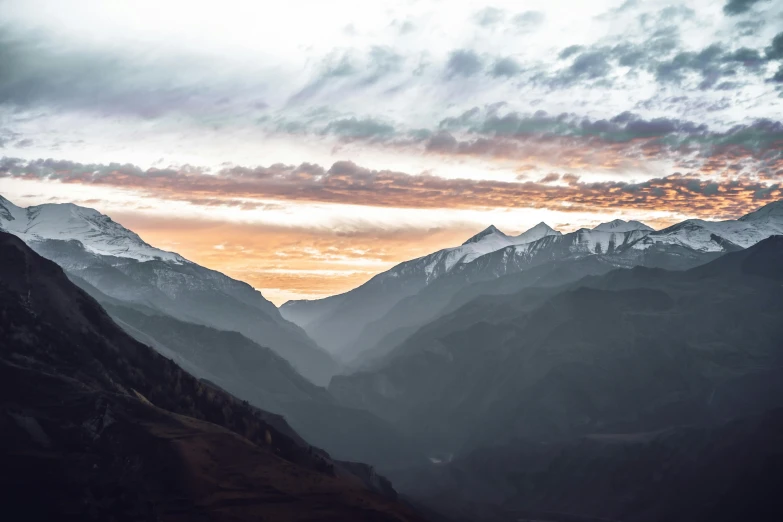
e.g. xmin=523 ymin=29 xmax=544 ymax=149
xmin=67 ymin=274 xmax=422 ymax=470
xmin=281 ymin=222 xmax=560 ymax=358
xmin=338 ymin=226 xmax=708 ymax=368
xmin=0 ymin=195 xmax=338 ymax=385
xmin=330 ymin=236 xmax=783 ymax=456
xmin=347 ymin=256 xmax=623 ymax=370
xmin=0 ymin=195 xmax=184 ymax=262
xmin=592 ymin=218 xmax=654 ymax=232
xmin=627 ymin=202 xmax=783 ymax=253
xmin=285 ymin=200 xmax=783 ymax=366
xmin=0 ymin=231 xmax=428 ymax=522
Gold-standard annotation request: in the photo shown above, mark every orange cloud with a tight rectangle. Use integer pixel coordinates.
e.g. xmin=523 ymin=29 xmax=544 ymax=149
xmin=2 ymin=157 xmax=781 ymax=220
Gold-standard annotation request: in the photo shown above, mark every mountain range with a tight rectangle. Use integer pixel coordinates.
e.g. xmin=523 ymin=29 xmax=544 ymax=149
xmin=3 ymin=193 xmax=783 ymax=521
xmin=282 ymin=200 xmax=783 ymax=366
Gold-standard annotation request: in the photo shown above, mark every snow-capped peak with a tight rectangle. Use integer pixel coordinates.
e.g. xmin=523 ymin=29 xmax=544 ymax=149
xmin=739 ymin=200 xmax=783 ymax=222
xmin=512 ymin=222 xmax=561 ymax=244
xmin=592 ymin=219 xmax=654 ymax=232
xmin=462 ymin=225 xmax=507 ymax=245
xmin=0 ymin=195 xmax=184 ymax=263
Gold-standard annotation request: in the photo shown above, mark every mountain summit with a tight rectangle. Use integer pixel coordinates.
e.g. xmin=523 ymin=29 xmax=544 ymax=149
xmin=0 ymin=196 xmax=182 ymax=262
xmin=592 ymin=219 xmax=654 ymax=232
xmin=513 ymin=221 xmax=561 ymax=243
xmin=462 ymin=224 xmax=506 ymax=245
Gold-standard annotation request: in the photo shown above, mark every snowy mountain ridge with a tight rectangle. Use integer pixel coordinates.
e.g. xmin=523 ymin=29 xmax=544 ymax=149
xmin=592 ymin=219 xmax=654 ymax=232
xmin=0 ymin=195 xmax=183 ymax=263
xmin=281 ymin=199 xmax=783 ymax=359
xmin=387 ymin=221 xmax=562 ymax=282
xmin=630 ymin=210 xmax=783 ymax=253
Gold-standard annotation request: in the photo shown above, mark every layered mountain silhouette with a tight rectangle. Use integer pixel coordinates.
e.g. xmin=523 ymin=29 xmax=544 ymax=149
xmin=331 ymin=236 xmax=783 ymax=454
xmin=0 ymin=231 xmax=428 ymax=522
xmin=69 ymin=273 xmax=420 ymax=469
xmin=0 ymin=195 xmax=338 ymax=385
xmin=4 ymin=193 xmax=783 ymax=522
xmin=0 ymin=195 xmax=427 ymax=470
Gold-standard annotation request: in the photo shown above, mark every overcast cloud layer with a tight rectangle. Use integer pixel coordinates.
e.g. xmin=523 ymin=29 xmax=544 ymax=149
xmin=1 ymin=0 xmax=783 ymax=302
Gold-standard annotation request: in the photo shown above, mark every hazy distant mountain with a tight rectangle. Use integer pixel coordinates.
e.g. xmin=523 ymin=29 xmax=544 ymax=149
xmin=340 ymin=228 xmax=669 ymax=366
xmin=349 ymin=256 xmax=623 ymax=369
xmin=0 ymin=195 xmax=338 ymax=385
xmin=330 ymin=236 xmax=783 ymax=456
xmin=281 ymin=222 xmax=561 ymax=357
xmin=69 ymin=274 xmax=422 ymax=469
xmin=0 ymin=231 xmax=426 ymax=522
xmin=284 ymin=200 xmax=783 ymax=365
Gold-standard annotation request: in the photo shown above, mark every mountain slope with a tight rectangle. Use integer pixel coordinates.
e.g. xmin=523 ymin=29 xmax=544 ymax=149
xmin=282 ymin=223 xmax=560 ymax=358
xmin=348 ymin=256 xmax=623 ymax=369
xmin=341 ymin=226 xmax=707 ymax=367
xmin=330 ymin=236 xmax=783 ymax=455
xmin=0 ymin=230 xmax=428 ymax=522
xmin=0 ymin=195 xmax=338 ymax=385
xmin=69 ymin=274 xmax=423 ymax=470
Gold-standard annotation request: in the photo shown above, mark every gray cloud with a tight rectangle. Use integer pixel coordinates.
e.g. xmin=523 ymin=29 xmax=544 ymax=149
xmin=723 ymin=0 xmax=770 ymax=16
xmin=473 ymin=7 xmax=505 ymax=26
xmin=278 ymin=106 xmax=783 ymax=180
xmin=323 ymin=117 xmax=396 ymax=141
xmin=289 ymin=47 xmax=403 ymax=104
xmin=656 ymin=5 xmax=696 ymax=22
xmin=550 ymin=50 xmax=613 ymax=87
xmin=413 ymin=108 xmax=783 ymax=181
xmin=767 ymin=32 xmax=783 ymax=60
xmin=438 ymin=107 xmax=481 ymax=130
xmin=655 ymin=42 xmax=770 ymax=89
xmin=0 ymin=27 xmax=218 ymax=118
xmin=491 ymin=57 xmax=522 ymax=77
xmin=445 ymin=50 xmax=484 ymax=77
xmin=735 ymin=19 xmax=765 ymax=36
xmin=424 ymin=131 xmax=459 ymax=152
xmin=511 ymin=11 xmax=545 ymax=30
xmin=558 ymin=45 xmax=584 ymax=60
xmin=569 ymin=52 xmax=613 ymax=79
xmin=545 ymin=14 xmax=777 ymax=91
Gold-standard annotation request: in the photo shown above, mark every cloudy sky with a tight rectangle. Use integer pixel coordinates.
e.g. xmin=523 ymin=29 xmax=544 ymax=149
xmin=1 ymin=0 xmax=782 ymax=303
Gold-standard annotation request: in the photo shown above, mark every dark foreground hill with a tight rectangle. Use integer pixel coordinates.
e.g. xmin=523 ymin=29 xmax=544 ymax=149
xmin=0 ymin=231 xmax=428 ymax=522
